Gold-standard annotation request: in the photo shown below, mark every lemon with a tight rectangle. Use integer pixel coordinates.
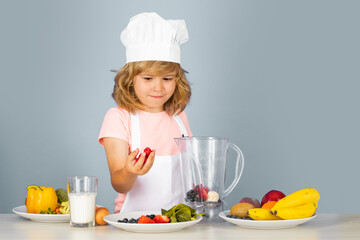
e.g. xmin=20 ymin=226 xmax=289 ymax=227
xmin=26 ymin=185 xmax=42 ymax=191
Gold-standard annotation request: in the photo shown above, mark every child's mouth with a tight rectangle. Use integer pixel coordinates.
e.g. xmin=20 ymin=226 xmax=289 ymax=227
xmin=150 ymin=95 xmax=163 ymax=99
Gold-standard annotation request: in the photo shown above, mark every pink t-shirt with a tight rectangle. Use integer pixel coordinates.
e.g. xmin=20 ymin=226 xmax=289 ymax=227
xmin=98 ymin=106 xmax=192 ymax=212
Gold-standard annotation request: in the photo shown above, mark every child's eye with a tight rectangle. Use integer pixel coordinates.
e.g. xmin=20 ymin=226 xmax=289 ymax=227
xmin=163 ymin=78 xmax=173 ymax=81
xmin=144 ymin=77 xmax=152 ymax=81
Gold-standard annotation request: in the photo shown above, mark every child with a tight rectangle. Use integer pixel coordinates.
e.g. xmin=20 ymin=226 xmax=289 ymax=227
xmin=98 ymin=12 xmax=192 ymax=213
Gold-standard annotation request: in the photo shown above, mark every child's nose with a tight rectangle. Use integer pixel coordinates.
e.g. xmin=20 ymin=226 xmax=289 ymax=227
xmin=153 ymin=79 xmax=164 ymax=91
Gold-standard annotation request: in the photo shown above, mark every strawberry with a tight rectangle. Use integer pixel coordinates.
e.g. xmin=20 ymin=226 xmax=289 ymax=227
xmin=153 ymin=215 xmax=170 ymax=223
xmin=144 ymin=147 xmax=152 ymax=156
xmin=195 ymin=184 xmax=209 ymax=200
xmin=138 ymin=215 xmax=156 ymax=224
xmin=201 ymin=188 xmax=208 ymax=200
xmin=135 ymin=147 xmax=153 ymax=163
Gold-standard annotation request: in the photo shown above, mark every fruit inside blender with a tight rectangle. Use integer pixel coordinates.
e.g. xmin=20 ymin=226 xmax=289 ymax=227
xmin=186 ymin=184 xmax=221 ymax=206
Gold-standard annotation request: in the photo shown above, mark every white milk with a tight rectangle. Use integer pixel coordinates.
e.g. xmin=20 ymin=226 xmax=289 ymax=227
xmin=69 ymin=193 xmax=97 ymax=224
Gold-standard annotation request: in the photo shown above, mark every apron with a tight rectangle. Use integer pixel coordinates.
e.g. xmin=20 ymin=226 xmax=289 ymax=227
xmin=120 ymin=112 xmax=188 ymax=213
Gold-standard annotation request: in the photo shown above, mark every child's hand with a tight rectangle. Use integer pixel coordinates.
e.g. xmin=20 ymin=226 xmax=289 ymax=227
xmin=125 ymin=148 xmax=155 ymax=175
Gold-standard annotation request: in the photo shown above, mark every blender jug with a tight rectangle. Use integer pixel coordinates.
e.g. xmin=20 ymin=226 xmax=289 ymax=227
xmin=175 ymin=137 xmax=244 ymax=222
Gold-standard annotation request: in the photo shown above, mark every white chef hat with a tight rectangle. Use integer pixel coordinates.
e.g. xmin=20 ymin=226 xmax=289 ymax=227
xmin=120 ymin=12 xmax=189 ymax=64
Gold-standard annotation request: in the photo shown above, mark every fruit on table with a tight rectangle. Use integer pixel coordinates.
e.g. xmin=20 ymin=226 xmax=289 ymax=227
xmin=95 ymin=207 xmax=110 ymax=225
xmin=153 ymin=215 xmax=170 ymax=223
xmin=271 ymin=188 xmax=320 ymax=220
xmin=117 ymin=217 xmax=139 ymax=223
xmin=261 ymin=190 xmax=286 ymax=206
xmin=117 ymin=214 xmax=167 ymax=224
xmin=271 ymin=188 xmax=320 ymax=209
xmin=26 ymin=185 xmax=58 ymax=214
xmin=230 ymin=202 xmax=256 ymax=218
xmin=135 ymin=147 xmax=152 ymax=163
xmin=261 ymin=200 xmax=277 ymax=209
xmin=272 ymin=202 xmax=317 ymax=220
xmin=138 ymin=215 xmax=156 ymax=224
xmin=116 ymin=204 xmax=201 ymax=224
xmin=240 ymin=197 xmax=261 ymax=208
xmin=136 ymin=215 xmax=170 ymax=224
xmin=248 ymin=208 xmax=282 ymax=220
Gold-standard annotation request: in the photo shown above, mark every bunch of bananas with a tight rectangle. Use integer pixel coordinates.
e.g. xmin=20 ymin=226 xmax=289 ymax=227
xmin=248 ymin=188 xmax=320 ymax=220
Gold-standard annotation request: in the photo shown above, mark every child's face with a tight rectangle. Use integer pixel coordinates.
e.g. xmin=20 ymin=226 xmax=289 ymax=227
xmin=133 ymin=71 xmax=177 ymax=112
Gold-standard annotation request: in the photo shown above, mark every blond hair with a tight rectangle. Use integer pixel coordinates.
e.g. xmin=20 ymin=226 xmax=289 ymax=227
xmin=112 ymin=61 xmax=191 ymax=115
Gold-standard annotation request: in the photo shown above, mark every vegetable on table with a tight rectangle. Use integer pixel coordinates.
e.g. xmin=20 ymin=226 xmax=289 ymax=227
xmin=59 ymin=201 xmax=70 ymax=214
xmin=26 ymin=185 xmax=58 ymax=214
xmin=55 ymin=188 xmax=68 ymax=203
xmin=161 ymin=204 xmax=203 ymax=223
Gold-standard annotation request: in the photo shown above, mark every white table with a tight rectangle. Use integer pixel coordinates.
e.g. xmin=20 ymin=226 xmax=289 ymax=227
xmin=1 ymin=214 xmax=359 ymax=239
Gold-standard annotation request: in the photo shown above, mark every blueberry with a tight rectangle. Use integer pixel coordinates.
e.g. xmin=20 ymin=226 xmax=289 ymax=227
xmin=187 ymin=190 xmax=195 ymax=199
xmin=145 ymin=214 xmax=155 ymax=219
xmin=129 ymin=218 xmax=137 ymax=223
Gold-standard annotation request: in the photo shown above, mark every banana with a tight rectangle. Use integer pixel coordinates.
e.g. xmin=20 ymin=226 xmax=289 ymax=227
xmin=248 ymin=208 xmax=282 ymax=220
xmin=272 ymin=202 xmax=317 ymax=220
xmin=271 ymin=188 xmax=320 ymax=211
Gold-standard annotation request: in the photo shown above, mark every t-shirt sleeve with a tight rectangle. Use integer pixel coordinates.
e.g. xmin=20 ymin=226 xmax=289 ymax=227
xmin=179 ymin=111 xmax=193 ymax=137
xmin=98 ymin=107 xmax=131 ymax=146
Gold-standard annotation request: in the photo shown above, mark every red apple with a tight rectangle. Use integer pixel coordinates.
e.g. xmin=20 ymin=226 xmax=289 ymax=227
xmin=239 ymin=197 xmax=261 ymax=208
xmin=261 ymin=190 xmax=286 ymax=206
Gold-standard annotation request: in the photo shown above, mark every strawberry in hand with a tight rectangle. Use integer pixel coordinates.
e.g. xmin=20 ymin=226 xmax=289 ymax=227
xmin=135 ymin=147 xmax=153 ymax=164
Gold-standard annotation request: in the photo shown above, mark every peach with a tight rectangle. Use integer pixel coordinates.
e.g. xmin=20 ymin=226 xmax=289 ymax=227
xmin=95 ymin=207 xmax=110 ymax=225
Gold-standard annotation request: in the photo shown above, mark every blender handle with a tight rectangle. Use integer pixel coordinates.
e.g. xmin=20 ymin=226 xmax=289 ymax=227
xmin=223 ymin=143 xmax=244 ymax=199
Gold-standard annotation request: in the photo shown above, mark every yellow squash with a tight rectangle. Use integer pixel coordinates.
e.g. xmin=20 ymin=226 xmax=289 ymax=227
xmin=26 ymin=186 xmax=58 ymax=214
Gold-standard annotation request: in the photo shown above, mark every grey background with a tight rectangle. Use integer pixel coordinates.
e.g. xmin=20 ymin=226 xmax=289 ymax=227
xmin=1 ymin=0 xmax=359 ymax=213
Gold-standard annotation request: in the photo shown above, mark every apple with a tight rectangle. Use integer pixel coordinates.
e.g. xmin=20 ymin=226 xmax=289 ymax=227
xmin=239 ymin=197 xmax=261 ymax=208
xmin=261 ymin=190 xmax=286 ymax=206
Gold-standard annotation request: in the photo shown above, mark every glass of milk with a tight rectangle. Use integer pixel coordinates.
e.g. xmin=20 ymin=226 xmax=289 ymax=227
xmin=67 ymin=176 xmax=98 ymax=227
